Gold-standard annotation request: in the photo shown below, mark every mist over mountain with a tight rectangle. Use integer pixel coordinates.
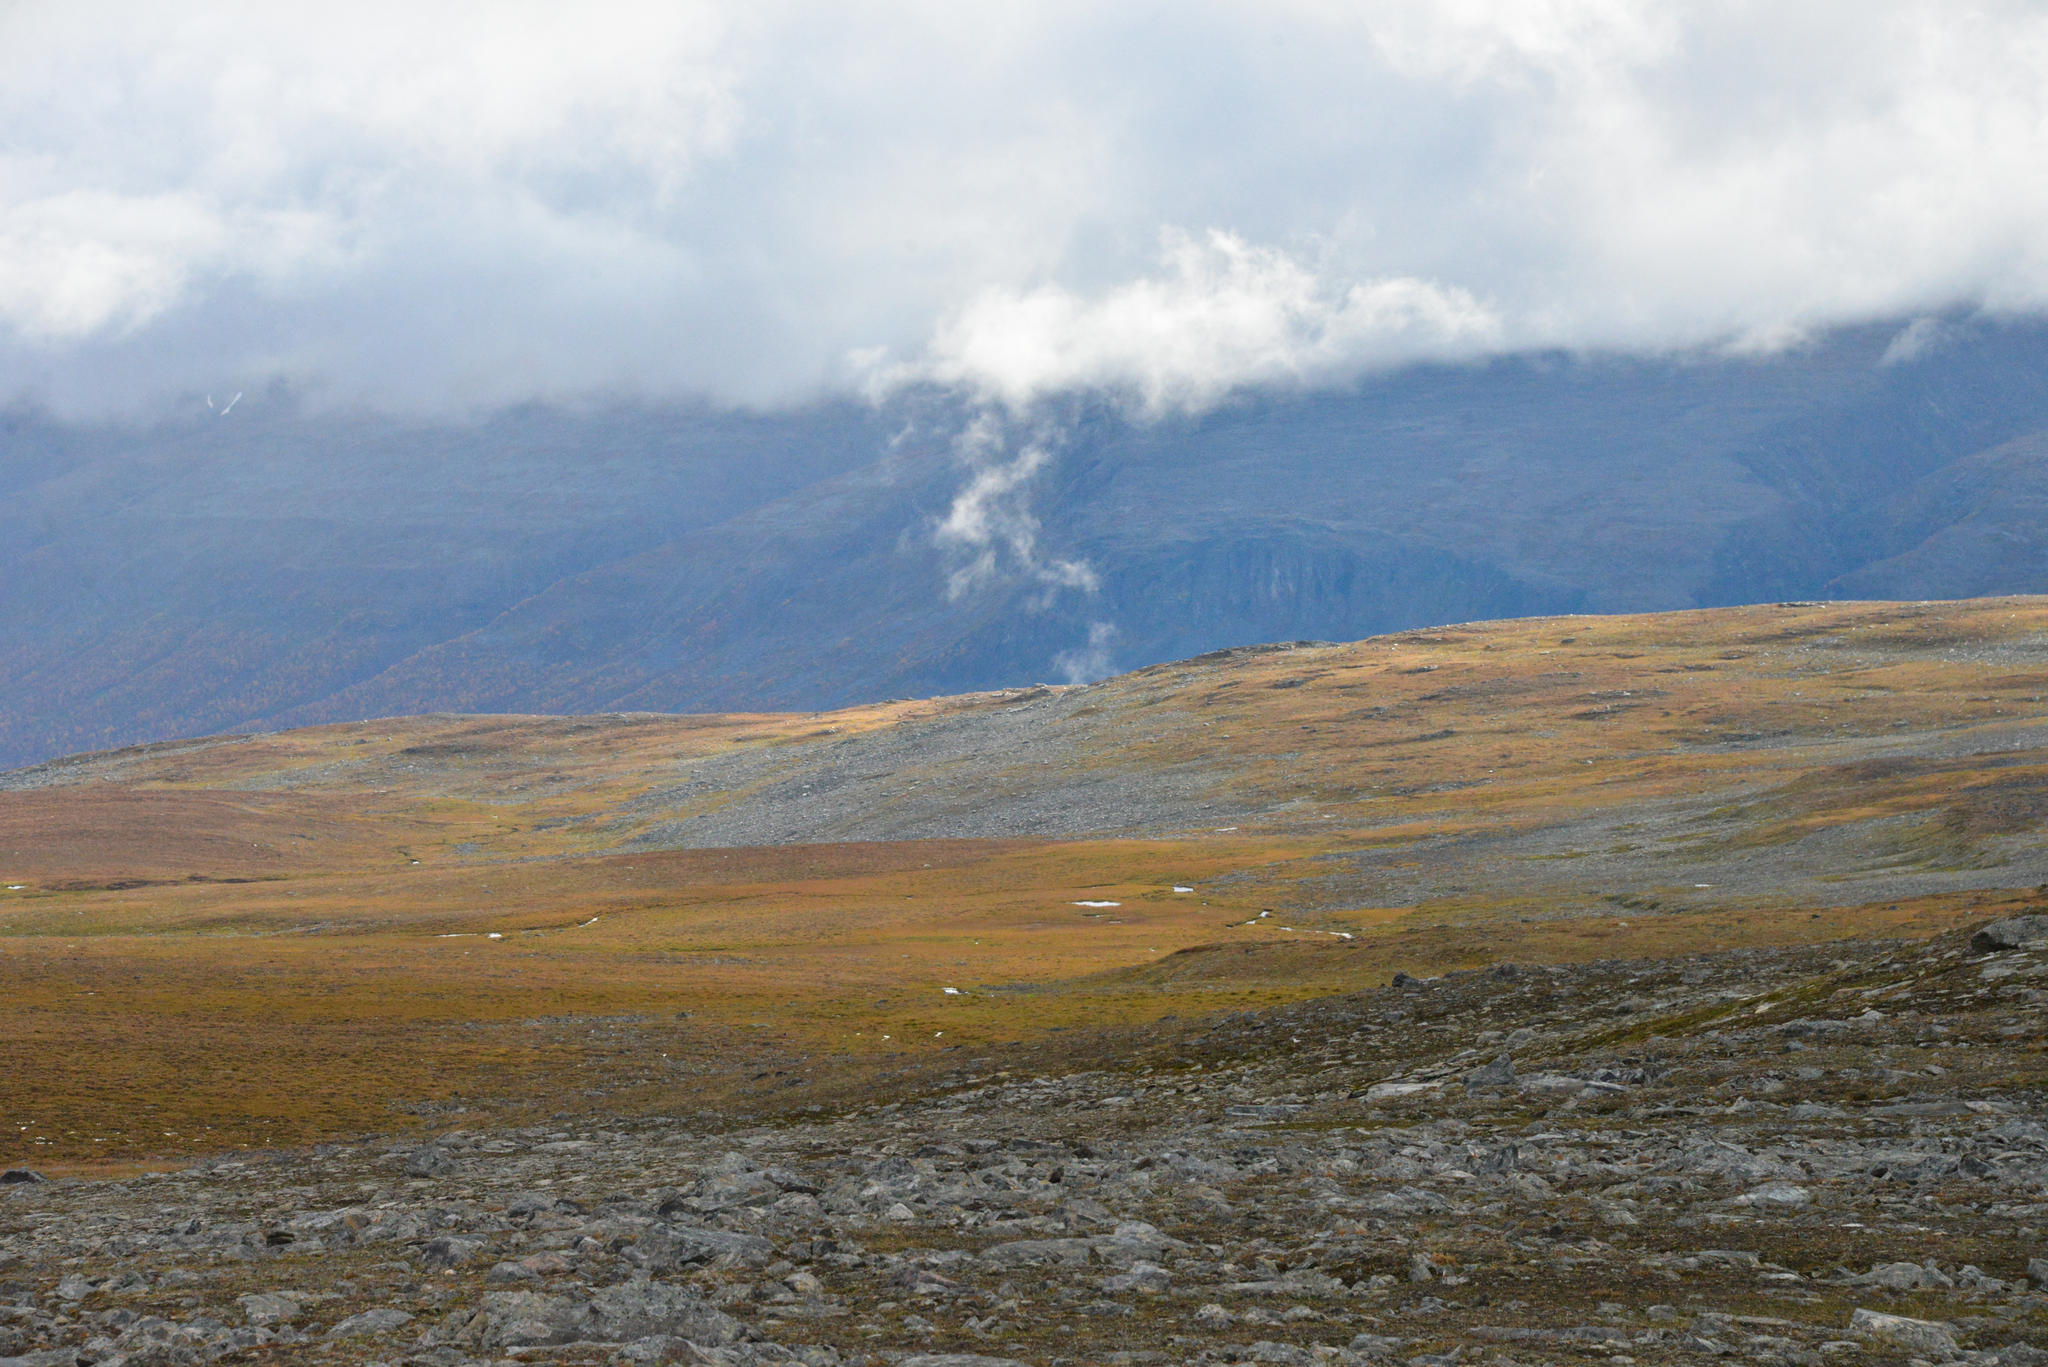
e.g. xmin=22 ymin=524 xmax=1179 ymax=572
xmin=10 ymin=5 xmax=2048 ymax=770
xmin=3 ymin=313 xmax=2047 ymax=770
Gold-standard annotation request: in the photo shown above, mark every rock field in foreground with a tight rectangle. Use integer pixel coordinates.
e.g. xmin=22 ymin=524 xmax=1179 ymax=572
xmin=3 ymin=916 xmax=2046 ymax=1367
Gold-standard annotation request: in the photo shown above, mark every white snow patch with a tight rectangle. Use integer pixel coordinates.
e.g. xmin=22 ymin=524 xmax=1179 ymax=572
xmin=1073 ymin=900 xmax=1121 ymax=908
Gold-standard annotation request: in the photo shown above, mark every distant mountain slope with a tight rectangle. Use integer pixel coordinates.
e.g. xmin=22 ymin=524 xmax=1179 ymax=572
xmin=6 ymin=315 xmax=2048 ymax=768
xmin=0 ymin=402 xmax=888 ymax=764
xmin=1830 ymin=431 xmax=2048 ymax=599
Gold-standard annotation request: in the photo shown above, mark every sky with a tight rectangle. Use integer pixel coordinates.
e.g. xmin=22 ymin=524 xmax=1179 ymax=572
xmin=4 ymin=1 xmax=2048 ymax=419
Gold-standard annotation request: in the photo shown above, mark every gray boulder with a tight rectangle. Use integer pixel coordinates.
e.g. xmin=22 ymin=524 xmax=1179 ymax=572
xmin=648 ymin=1224 xmax=775 ymax=1269
xmin=1982 ymin=1344 xmax=2048 ymax=1367
xmin=455 ymin=1283 xmax=742 ymax=1351
xmin=327 ymin=1306 xmax=414 ymax=1338
xmin=420 ymin=1235 xmax=483 ymax=1269
xmin=892 ymin=1266 xmax=960 ymax=1297
xmin=1101 ymin=1261 xmax=1171 ymax=1294
xmin=1091 ymin=1221 xmax=1187 ymax=1267
xmin=980 ymin=1237 xmax=1095 ymax=1267
xmin=1465 ymin=1053 xmax=1516 ymax=1091
xmin=238 ymin=1291 xmax=310 ymax=1326
xmin=1973 ymin=915 xmax=2048 ymax=953
xmin=1350 ymin=1333 xmax=1408 ymax=1358
xmin=1733 ymin=1182 xmax=1812 ymax=1208
xmin=1855 ymin=1261 xmax=1952 ymax=1292
xmin=588 ymin=1279 xmax=747 ymax=1346
xmin=675 ymin=1225 xmax=775 ymax=1265
xmin=1849 ymin=1308 xmax=1960 ymax=1358
xmin=403 ymin=1145 xmax=455 ymax=1178
xmin=475 ymin=1290 xmax=583 ymax=1349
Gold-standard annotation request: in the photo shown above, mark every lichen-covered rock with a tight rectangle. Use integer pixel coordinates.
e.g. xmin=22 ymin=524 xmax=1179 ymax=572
xmin=587 ymin=1278 xmax=746 ymax=1346
xmin=1849 ymin=1308 xmax=1960 ymax=1358
xmin=325 ymin=1305 xmax=413 ymax=1338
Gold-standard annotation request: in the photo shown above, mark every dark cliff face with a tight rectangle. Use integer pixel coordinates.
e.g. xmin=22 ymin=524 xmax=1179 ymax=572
xmin=6 ymin=314 xmax=2048 ymax=769
xmin=1064 ymin=529 xmax=1585 ymax=678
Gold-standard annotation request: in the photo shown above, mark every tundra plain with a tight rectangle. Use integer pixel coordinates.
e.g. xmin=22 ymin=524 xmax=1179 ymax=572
xmin=2 ymin=596 xmax=2045 ymax=1171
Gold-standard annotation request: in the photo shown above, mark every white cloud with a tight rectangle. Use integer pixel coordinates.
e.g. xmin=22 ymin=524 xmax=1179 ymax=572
xmin=1054 ymin=622 xmax=1119 ymax=686
xmin=0 ymin=190 xmax=225 ymax=339
xmin=1879 ymin=316 xmax=1951 ymax=367
xmin=1 ymin=1 xmax=2047 ymax=416
xmin=891 ymin=230 xmax=1500 ymax=414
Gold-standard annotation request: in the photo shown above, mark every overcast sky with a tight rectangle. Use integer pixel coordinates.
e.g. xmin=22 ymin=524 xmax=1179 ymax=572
xmin=4 ymin=1 xmax=2047 ymax=418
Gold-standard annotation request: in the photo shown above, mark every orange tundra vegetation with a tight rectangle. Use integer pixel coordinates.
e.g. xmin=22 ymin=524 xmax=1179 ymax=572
xmin=3 ymin=597 xmax=2046 ymax=1170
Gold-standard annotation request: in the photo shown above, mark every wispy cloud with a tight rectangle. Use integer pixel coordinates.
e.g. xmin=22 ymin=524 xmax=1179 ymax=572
xmin=931 ymin=413 xmax=1097 ymax=603
xmin=1054 ymin=621 xmax=1119 ymax=685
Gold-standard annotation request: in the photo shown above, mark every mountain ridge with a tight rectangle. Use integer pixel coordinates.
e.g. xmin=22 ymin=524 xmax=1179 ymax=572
xmin=8 ymin=315 xmax=2048 ymax=768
